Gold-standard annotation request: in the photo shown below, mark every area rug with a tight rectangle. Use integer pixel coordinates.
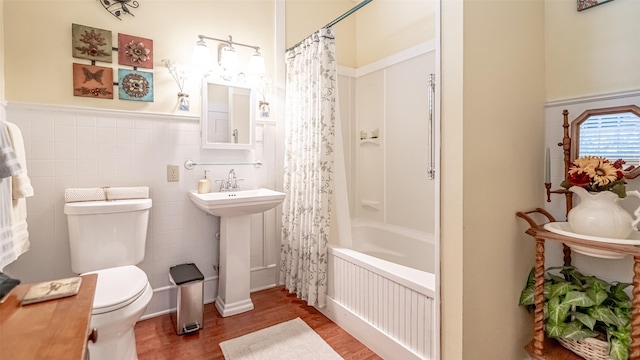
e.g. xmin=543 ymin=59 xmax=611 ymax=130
xmin=219 ymin=317 xmax=343 ymax=360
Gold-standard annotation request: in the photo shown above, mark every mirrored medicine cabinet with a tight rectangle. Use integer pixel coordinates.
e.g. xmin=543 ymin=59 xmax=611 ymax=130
xmin=201 ymin=78 xmax=256 ymax=150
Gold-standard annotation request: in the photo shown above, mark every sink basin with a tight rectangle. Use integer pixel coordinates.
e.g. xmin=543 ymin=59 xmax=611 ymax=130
xmin=189 ymin=188 xmax=286 ymax=217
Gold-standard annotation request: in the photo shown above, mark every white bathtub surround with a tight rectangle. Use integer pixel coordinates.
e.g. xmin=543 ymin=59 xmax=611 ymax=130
xmin=323 ymin=245 xmax=436 ymax=360
xmin=280 ymin=28 xmax=338 ymax=307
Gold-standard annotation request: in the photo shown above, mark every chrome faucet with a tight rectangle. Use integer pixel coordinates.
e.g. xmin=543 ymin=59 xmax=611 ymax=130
xmin=216 ymin=169 xmax=243 ymax=192
xmin=227 ymin=169 xmax=237 ymax=189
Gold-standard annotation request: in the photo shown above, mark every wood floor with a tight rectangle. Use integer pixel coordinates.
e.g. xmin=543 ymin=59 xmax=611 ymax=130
xmin=134 ymin=286 xmax=382 ymax=360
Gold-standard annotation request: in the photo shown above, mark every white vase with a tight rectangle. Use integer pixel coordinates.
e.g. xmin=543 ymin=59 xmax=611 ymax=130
xmin=567 ymin=186 xmax=640 ymax=239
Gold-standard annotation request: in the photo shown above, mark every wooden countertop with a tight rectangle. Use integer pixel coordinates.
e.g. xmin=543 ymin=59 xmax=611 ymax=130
xmin=0 ymin=273 xmax=97 ymax=360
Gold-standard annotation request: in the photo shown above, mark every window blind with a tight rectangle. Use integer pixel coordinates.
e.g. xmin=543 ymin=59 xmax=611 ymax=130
xmin=578 ymin=112 xmax=640 ymax=166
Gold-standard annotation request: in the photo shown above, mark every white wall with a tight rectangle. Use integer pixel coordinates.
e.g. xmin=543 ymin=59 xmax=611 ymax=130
xmin=355 ymin=0 xmax=436 ymax=67
xmin=545 ymin=0 xmax=640 ymax=100
xmin=3 ymin=1 xmax=275 ymax=115
xmin=441 ymin=0 xmax=546 ymax=359
xmin=286 ymin=0 xmax=436 ymax=69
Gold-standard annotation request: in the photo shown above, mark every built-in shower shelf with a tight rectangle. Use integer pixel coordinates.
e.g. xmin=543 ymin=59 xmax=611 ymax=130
xmin=359 ymin=138 xmax=380 ymax=146
xmin=361 ymin=199 xmax=381 ymax=210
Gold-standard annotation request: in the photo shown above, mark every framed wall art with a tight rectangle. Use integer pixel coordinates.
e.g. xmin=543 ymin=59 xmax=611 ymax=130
xmin=118 ymin=69 xmax=153 ymax=102
xmin=577 ymin=0 xmax=614 ymax=11
xmin=72 ymin=24 xmax=112 ymax=63
xmin=118 ymin=33 xmax=153 ymax=69
xmin=73 ymin=63 xmax=114 ymax=99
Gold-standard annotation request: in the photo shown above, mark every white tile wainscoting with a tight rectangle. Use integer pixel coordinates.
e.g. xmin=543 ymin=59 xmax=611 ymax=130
xmin=2 ymin=102 xmax=280 ymax=318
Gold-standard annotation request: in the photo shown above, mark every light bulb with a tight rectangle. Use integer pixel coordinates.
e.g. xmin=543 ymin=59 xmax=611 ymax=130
xmin=219 ymin=44 xmax=239 ymax=81
xmin=191 ymin=39 xmax=211 ymax=69
xmin=248 ymin=49 xmax=266 ymax=75
xmin=219 ymin=45 xmax=239 ymax=71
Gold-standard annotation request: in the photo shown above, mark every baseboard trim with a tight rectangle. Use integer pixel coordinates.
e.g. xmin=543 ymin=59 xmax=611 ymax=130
xmin=317 ymin=296 xmax=426 ymax=360
xmin=141 ymin=276 xmax=217 ymax=320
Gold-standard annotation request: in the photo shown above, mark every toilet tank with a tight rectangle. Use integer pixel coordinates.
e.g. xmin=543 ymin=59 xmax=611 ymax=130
xmin=64 ymin=199 xmax=152 ymax=274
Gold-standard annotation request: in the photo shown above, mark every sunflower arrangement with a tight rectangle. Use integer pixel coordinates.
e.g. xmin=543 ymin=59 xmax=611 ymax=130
xmin=561 ymin=156 xmax=627 ymax=198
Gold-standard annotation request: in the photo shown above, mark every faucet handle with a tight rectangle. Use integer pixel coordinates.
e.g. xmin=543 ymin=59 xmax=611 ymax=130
xmin=214 ymin=179 xmax=227 ymax=192
xmin=232 ymin=178 xmax=244 ymax=191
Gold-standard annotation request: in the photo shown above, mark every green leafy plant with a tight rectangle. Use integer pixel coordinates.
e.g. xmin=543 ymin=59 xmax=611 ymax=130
xmin=519 ymin=266 xmax=632 ymax=360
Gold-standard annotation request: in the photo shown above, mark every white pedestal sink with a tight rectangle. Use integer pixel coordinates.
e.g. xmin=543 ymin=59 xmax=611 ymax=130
xmin=188 ymin=188 xmax=286 ymax=317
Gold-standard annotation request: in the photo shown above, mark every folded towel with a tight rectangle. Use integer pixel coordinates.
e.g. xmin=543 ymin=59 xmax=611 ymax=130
xmin=64 ymin=188 xmax=107 ymax=203
xmin=65 ymin=186 xmax=150 ymax=202
xmin=6 ymin=122 xmax=34 ymax=199
xmin=106 ymin=186 xmax=149 ymax=200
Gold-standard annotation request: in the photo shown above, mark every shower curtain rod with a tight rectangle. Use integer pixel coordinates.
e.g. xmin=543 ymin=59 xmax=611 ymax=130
xmin=286 ymin=0 xmax=373 ymax=52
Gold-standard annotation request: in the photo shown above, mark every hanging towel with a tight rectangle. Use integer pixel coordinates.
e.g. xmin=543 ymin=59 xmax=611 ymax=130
xmin=6 ymin=123 xmax=34 ymax=199
xmin=6 ymin=122 xmax=33 ymax=263
xmin=0 ymin=122 xmax=21 ymax=178
xmin=64 ymin=186 xmax=149 ymax=203
xmin=0 ymin=122 xmax=22 ymax=270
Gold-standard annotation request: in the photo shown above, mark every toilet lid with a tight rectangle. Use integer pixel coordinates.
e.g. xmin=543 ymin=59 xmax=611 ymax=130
xmin=86 ymin=265 xmax=149 ymax=314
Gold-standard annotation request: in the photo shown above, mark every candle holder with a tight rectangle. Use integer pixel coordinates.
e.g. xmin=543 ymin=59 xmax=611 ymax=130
xmin=544 ymin=109 xmax=575 ymax=214
xmin=545 ymin=182 xmax=570 ymax=203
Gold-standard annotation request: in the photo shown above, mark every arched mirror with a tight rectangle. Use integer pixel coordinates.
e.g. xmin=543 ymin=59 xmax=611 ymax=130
xmin=201 ymin=78 xmax=256 ymax=150
xmin=571 ymin=105 xmax=640 ymax=179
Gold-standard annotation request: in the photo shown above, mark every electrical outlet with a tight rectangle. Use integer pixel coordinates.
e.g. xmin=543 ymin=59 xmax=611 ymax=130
xmin=167 ymin=165 xmax=179 ymax=182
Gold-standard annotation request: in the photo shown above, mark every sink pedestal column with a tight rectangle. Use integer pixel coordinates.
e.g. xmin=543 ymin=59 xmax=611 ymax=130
xmin=215 ymin=215 xmax=254 ymax=317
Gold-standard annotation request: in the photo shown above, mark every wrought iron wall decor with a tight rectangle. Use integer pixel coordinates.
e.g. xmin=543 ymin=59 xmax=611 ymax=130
xmin=98 ymin=0 xmax=140 ymax=20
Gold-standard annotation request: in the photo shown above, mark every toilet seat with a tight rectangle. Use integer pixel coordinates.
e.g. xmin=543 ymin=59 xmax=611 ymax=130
xmin=85 ymin=265 xmax=149 ymax=315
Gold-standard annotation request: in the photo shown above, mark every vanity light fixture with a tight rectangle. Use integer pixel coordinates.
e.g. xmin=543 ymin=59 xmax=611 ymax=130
xmin=192 ymin=35 xmax=265 ymax=80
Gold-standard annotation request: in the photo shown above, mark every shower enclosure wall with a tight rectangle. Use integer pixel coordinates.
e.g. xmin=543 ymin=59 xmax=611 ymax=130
xmin=321 ymin=44 xmax=437 ymax=360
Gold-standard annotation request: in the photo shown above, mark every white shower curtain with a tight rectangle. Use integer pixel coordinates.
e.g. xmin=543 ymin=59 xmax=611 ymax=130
xmin=280 ymin=28 xmax=337 ymax=307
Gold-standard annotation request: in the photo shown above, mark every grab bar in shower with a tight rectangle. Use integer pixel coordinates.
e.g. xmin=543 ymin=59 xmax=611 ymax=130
xmin=427 ymin=73 xmax=436 ymax=180
xmin=184 ymin=159 xmax=263 ymax=170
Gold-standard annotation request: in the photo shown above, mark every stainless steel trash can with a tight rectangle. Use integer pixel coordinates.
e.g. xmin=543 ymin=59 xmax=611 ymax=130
xmin=169 ymin=263 xmax=204 ymax=335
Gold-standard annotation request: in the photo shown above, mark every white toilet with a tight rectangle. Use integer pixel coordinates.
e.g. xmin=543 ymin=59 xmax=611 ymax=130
xmin=64 ymin=198 xmax=153 ymax=360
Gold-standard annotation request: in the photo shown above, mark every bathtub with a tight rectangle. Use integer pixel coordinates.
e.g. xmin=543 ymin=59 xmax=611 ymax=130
xmin=319 ymin=221 xmax=437 ymax=360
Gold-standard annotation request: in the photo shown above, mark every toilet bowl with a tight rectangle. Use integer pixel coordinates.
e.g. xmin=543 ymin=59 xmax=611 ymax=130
xmin=64 ymin=197 xmax=153 ymax=360
xmin=84 ymin=266 xmax=152 ymax=360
